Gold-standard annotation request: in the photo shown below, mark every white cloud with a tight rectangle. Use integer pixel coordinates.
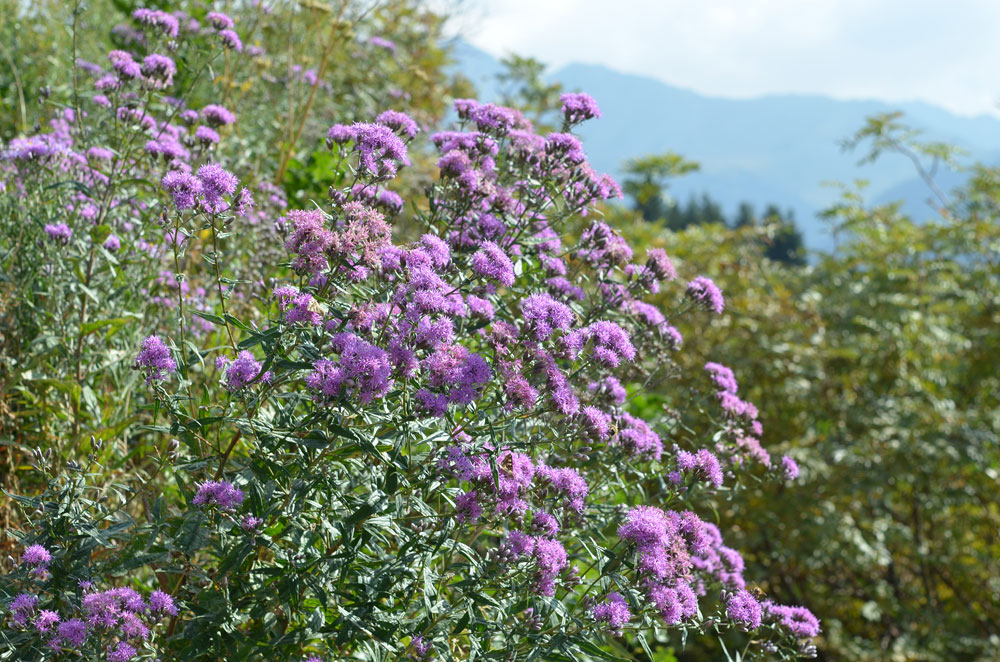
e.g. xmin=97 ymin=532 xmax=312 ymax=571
xmin=448 ymin=0 xmax=1000 ymax=117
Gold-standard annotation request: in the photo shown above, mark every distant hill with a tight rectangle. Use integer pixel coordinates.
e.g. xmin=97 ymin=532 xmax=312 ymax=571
xmin=451 ymin=40 xmax=1000 ymax=250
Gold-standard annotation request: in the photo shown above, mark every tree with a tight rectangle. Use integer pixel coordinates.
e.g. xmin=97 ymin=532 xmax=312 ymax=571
xmin=621 ymin=152 xmax=700 ymax=222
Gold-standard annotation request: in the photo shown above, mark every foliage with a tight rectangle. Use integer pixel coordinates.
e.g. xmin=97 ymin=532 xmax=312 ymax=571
xmin=0 ymin=5 xmax=819 ymax=662
xmin=605 ymin=117 xmax=1000 ymax=661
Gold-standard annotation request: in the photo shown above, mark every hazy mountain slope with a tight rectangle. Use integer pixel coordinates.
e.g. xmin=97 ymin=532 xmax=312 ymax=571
xmin=452 ymin=41 xmax=1000 ymax=249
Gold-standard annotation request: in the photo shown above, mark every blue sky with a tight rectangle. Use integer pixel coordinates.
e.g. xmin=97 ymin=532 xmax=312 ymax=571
xmin=442 ymin=0 xmax=1000 ymax=118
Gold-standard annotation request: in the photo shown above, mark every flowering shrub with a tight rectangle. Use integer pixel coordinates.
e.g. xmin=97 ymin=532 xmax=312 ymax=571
xmin=1 ymin=5 xmax=820 ymax=661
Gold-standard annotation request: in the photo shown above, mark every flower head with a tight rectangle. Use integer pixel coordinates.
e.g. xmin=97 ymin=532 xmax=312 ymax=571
xmin=134 ymin=335 xmax=176 ymax=383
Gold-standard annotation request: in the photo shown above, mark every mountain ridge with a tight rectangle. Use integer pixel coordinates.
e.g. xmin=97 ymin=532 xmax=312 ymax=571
xmin=452 ymin=40 xmax=1000 ymax=249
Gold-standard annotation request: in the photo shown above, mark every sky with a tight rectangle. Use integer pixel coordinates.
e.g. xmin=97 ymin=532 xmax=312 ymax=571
xmin=442 ymin=0 xmax=1000 ymax=118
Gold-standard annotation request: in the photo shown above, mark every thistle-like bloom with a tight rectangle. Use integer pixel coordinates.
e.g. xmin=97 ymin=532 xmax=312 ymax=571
xmin=161 ymin=171 xmax=202 ymax=210
xmin=645 ymin=247 xmax=677 ymax=281
xmin=284 ymin=209 xmax=333 ymax=274
xmin=52 ymin=618 xmax=87 ymax=647
xmin=21 ymin=544 xmax=52 ymax=567
xmin=34 ymin=610 xmax=59 ymax=634
xmin=107 ymin=641 xmax=137 ymax=662
xmin=10 ymin=593 xmax=37 ymax=627
xmin=44 ymin=223 xmax=73 ymax=244
xmin=726 ymin=590 xmax=763 ymax=629
xmin=148 ymin=589 xmax=178 ymax=616
xmin=134 ymin=335 xmax=176 ymax=383
xmin=781 ymin=455 xmax=800 ymax=480
xmin=351 ymin=122 xmax=408 ymax=179
xmin=201 ymin=104 xmax=236 ymax=127
xmin=376 ymin=110 xmax=419 ymax=138
xmin=195 ymin=125 xmax=220 ymax=145
xmin=219 ymin=29 xmax=242 ymax=52
xmin=560 ymin=92 xmax=601 ymax=124
xmin=764 ymin=601 xmax=821 ymax=638
xmin=686 ymin=276 xmax=724 ymax=314
xmin=133 ymin=8 xmax=179 ymax=37
xmin=592 ymin=592 xmax=630 ymax=631
xmin=192 ymin=480 xmax=244 ymax=510
xmin=196 ymin=163 xmax=238 ymax=213
xmin=103 ymin=235 xmax=121 ymax=252
xmin=520 ymin=293 xmax=574 ymax=341
xmin=326 ymin=124 xmax=356 ymax=146
xmin=470 ymin=241 xmax=515 ymax=287
xmin=141 ymin=53 xmax=176 ymax=86
xmin=108 ymin=50 xmax=141 ymax=79
xmin=219 ymin=350 xmax=272 ymax=391
xmin=206 ymin=11 xmax=235 ymax=30
xmin=676 ymin=449 xmax=724 ymax=487
xmin=306 ymin=333 xmax=394 ymax=405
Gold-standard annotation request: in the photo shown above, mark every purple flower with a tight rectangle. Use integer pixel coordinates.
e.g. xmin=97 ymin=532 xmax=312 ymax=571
xmin=283 ymin=209 xmax=333 ymax=274
xmin=195 ymin=125 xmax=220 ymax=145
xmin=34 ymin=609 xmax=59 ymax=634
xmin=560 ymin=92 xmax=601 ymax=124
xmin=220 ymin=350 xmax=272 ymax=391
xmin=219 ymin=29 xmax=242 ymax=52
xmin=455 ymin=490 xmax=482 ymax=523
xmin=545 ymin=132 xmax=586 ymax=164
xmin=43 ymin=223 xmax=72 ymax=244
xmin=532 ymin=537 xmax=567 ymax=596
xmin=376 ymin=110 xmax=419 ymax=138
xmin=781 ymin=455 xmax=800 ymax=480
xmin=10 ymin=593 xmax=37 ymax=626
xmin=419 ymin=234 xmax=451 ymax=269
xmin=141 ymin=53 xmax=175 ymax=85
xmin=615 ymin=412 xmax=662 ymax=460
xmin=726 ymin=589 xmax=763 ymax=629
xmin=592 ymin=592 xmax=630 ymax=631
xmin=580 ymin=406 xmax=611 ymax=440
xmin=376 ymin=189 xmax=403 ymax=213
xmin=676 ymin=449 xmax=724 ymax=488
xmin=52 ymin=617 xmax=87 ymax=647
xmin=134 ymin=335 xmax=176 ymax=383
xmin=326 ymin=124 xmax=356 ymax=146
xmin=108 ymin=50 xmax=141 ymax=79
xmin=148 ymin=589 xmax=178 ymax=616
xmin=305 ymin=333 xmax=394 ymax=405
xmin=618 ymin=505 xmax=671 ymax=548
xmin=686 ymin=276 xmax=724 ymax=314
xmin=87 ymin=146 xmax=114 ymax=161
xmin=520 ymin=293 xmax=574 ymax=341
xmin=645 ymin=248 xmax=677 ymax=281
xmin=201 ymin=104 xmax=236 ymax=127
xmin=470 ymin=241 xmax=515 ymax=287
xmin=192 ymin=480 xmax=244 ymax=510
xmin=419 ymin=344 xmax=491 ymax=412
xmin=241 ymin=515 xmax=265 ymax=532
xmin=351 ymin=122 xmax=408 ymax=179
xmin=369 ymin=36 xmax=397 ymax=52
xmin=285 ymin=293 xmax=324 ymax=325
xmin=206 ymin=11 xmax=235 ymax=30
xmin=161 ymin=171 xmax=202 ymax=210
xmin=196 ymin=163 xmax=238 ymax=213
xmin=22 ymin=544 xmax=52 ymax=567
xmin=103 ymin=235 xmax=121 ymax=252
xmin=571 ymin=321 xmax=636 ymax=367
xmin=765 ymin=602 xmax=821 ymax=638
xmin=530 ymin=510 xmax=560 ymax=537
xmin=107 ymin=641 xmax=137 ymax=662
xmin=133 ymin=8 xmax=179 ymax=37
xmin=408 ymin=634 xmax=431 ymax=660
